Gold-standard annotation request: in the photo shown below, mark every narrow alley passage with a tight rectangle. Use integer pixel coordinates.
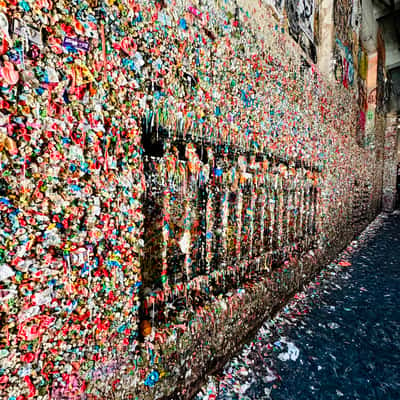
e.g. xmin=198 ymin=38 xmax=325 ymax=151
xmin=196 ymin=213 xmax=400 ymax=400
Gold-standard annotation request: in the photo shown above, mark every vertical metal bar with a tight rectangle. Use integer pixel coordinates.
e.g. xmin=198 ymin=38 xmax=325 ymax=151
xmin=236 ymin=190 xmax=243 ymax=282
xmin=248 ymin=179 xmax=257 ymax=275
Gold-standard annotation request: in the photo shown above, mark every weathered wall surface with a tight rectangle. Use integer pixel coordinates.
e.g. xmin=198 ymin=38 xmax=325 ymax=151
xmin=382 ymin=113 xmax=399 ymax=211
xmin=0 ymin=0 xmax=383 ymax=399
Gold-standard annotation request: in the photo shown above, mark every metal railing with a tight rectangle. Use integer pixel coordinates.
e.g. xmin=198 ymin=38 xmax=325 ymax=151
xmin=139 ymin=121 xmax=320 ymax=330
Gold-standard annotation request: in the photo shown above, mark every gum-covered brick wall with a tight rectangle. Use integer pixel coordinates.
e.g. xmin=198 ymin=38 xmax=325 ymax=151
xmin=0 ymin=0 xmax=380 ymax=399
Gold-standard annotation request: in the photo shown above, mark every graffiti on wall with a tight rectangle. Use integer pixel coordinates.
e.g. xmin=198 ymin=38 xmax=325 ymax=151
xmin=376 ymin=28 xmax=386 ymax=114
xmin=356 ymin=46 xmax=368 ymax=145
xmin=358 ymin=46 xmax=368 ymax=81
xmin=285 ymin=0 xmax=317 ymax=62
xmin=334 ymin=39 xmax=355 ymax=87
xmin=333 ymin=0 xmax=358 ymax=88
xmin=334 ymin=0 xmax=354 ymax=45
xmin=265 ymin=0 xmax=285 ymax=15
xmin=357 ymin=77 xmax=367 ymax=145
xmin=368 ymin=88 xmax=377 ymax=104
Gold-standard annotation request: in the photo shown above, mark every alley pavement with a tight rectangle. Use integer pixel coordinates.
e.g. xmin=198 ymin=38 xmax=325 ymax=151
xmin=196 ymin=212 xmax=400 ymax=400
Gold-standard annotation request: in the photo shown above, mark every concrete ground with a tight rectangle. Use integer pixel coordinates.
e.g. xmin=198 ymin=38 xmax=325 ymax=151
xmin=196 ymin=212 xmax=400 ymax=400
